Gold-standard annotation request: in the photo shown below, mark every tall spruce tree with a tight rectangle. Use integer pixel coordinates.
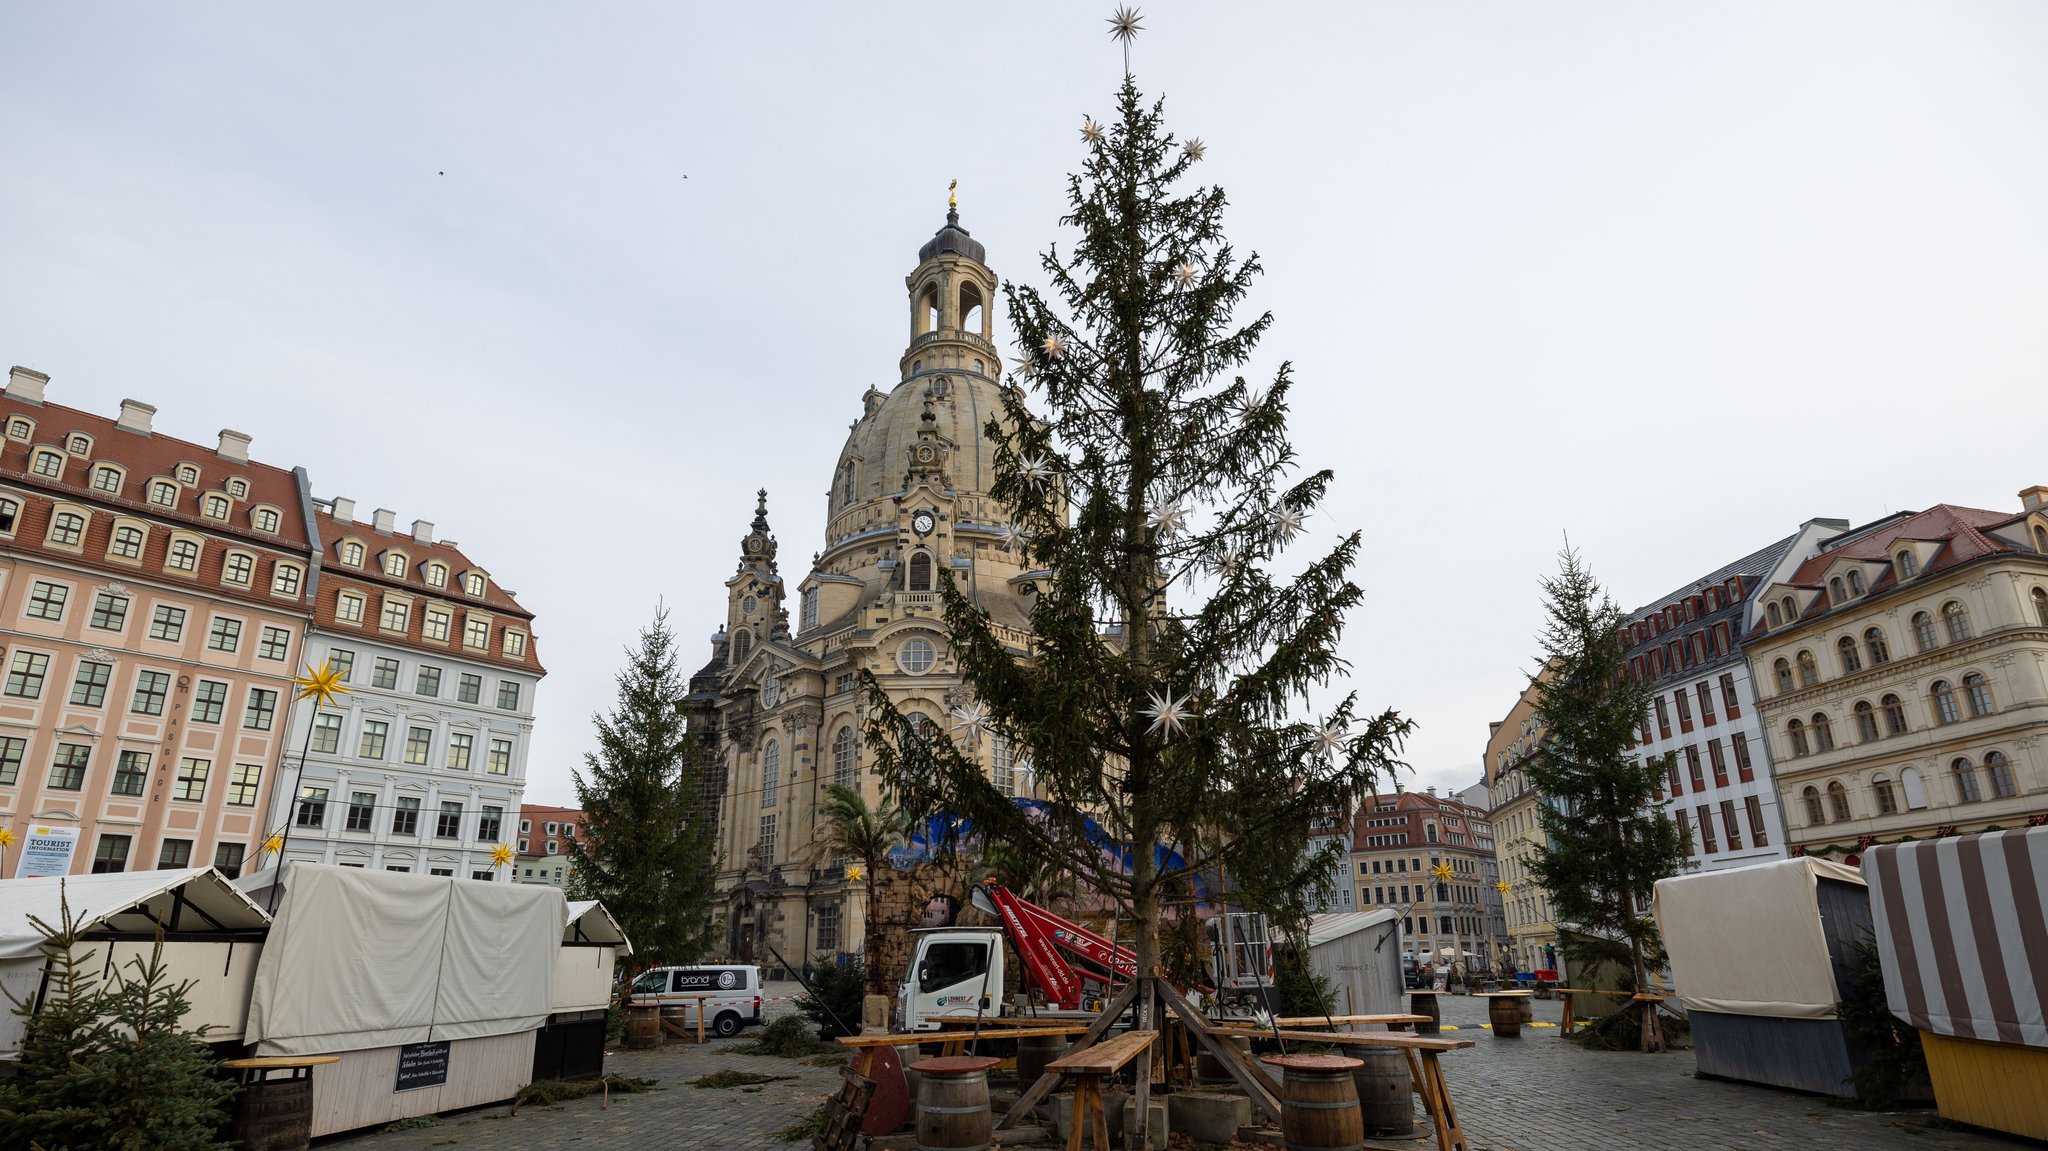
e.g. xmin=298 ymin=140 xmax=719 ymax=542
xmin=866 ymin=74 xmax=1409 ymax=1000
xmin=568 ymin=607 xmax=720 ymax=971
xmin=1526 ymin=546 xmax=1686 ymax=1052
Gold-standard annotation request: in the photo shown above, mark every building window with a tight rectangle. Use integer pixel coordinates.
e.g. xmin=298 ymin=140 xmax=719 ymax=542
xmin=992 ymin=732 xmax=1015 ymax=796
xmin=2035 ymin=587 xmax=2048 ymax=626
xmin=504 ymin=630 xmax=527 ymax=659
xmin=1810 ymin=712 xmax=1835 ymax=752
xmin=762 ymin=739 xmax=780 ymax=807
xmin=1873 ymin=774 xmax=1898 ymax=815
xmin=1766 ymin=602 xmax=1782 ymax=627
xmin=1696 ymin=805 xmax=1717 ymax=852
xmin=758 ymin=813 xmax=777 ymax=862
xmin=1985 ymin=751 xmax=2017 ymax=799
xmin=1895 ymin=549 xmax=1918 ymax=578
xmin=1827 ymin=780 xmax=1852 ymax=822
xmin=147 ymin=479 xmax=177 ymax=507
xmin=31 ymin=449 xmax=63 ymax=477
xmin=1796 ymin=650 xmax=1818 ymax=687
xmin=392 ymin=796 xmax=420 ymax=836
xmin=899 ymin=637 xmax=936 ymax=674
xmin=404 ymin=726 xmax=433 ymax=765
xmin=47 ymin=743 xmax=90 ymax=789
xmin=243 ymin=687 xmax=277 ymax=730
xmin=1943 ymin=602 xmax=1972 ymax=643
xmin=67 ymin=660 xmax=111 ymax=708
xmin=1654 ymin=696 xmax=1670 ymax=738
xmin=478 ymin=805 xmax=503 ymax=841
xmin=801 ymin=588 xmax=819 ymax=632
xmin=1836 ymin=636 xmax=1860 ymax=675
xmin=105 ymin=750 xmax=153 ymax=796
xmin=908 ymin=551 xmax=934 ymax=592
xmin=1848 ymin=569 xmax=1866 ymax=596
xmin=1911 ymin=612 xmax=1937 ymax=652
xmin=1931 ymin=680 xmax=1960 ymax=725
xmin=89 ymin=592 xmax=129 ymax=631
xmin=463 ymin=572 xmax=486 ymax=597
xmin=91 ymin=835 xmax=131 ymax=874
xmin=384 ymin=552 xmax=408 ymax=578
xmin=25 ymin=581 xmax=69 ymax=621
xmin=372 ymin=658 xmax=400 ymax=690
xmin=1963 ymin=673 xmax=1994 ymax=717
xmin=202 ymin=494 xmax=229 ymax=519
xmin=1953 ymin=758 xmax=1982 ymax=804
xmin=206 ymin=616 xmax=242 ymax=652
xmin=1773 ymin=659 xmax=1793 ymax=694
xmin=48 ymin=511 xmax=85 ymax=547
xmin=166 ymin=538 xmax=201 ymax=572
xmin=296 ymin=786 xmax=329 ymax=827
xmin=1674 ymin=690 xmax=1693 ymax=731
xmin=423 ymin=609 xmax=451 ymax=642
xmin=379 ymin=599 xmax=410 ymax=632
xmin=355 ymin=720 xmax=394 ymax=761
xmin=1802 ymin=787 xmax=1827 ymax=827
xmin=416 ymin=666 xmax=442 ymax=696
xmin=0 ymin=736 xmax=24 ymax=786
xmin=1697 ymin=681 xmax=1715 ymax=725
xmin=336 ymin=592 xmax=365 ymax=624
xmin=129 ymin=669 xmax=170 ymax=714
xmin=1744 ymin=794 xmax=1768 ymax=846
xmin=156 ymin=838 xmax=193 ymax=870
xmin=251 ymin=506 xmax=279 ymax=532
xmin=345 ymin=791 xmax=376 ymax=831
xmin=1787 ymin=718 xmax=1808 ymax=757
xmin=833 ymin=725 xmax=857 ymax=788
xmin=174 ymin=757 xmax=210 ymax=801
xmin=327 ymin=648 xmax=355 ymax=682
xmin=446 ymin=732 xmax=474 ymax=771
xmin=310 ymin=712 xmax=342 ymax=753
xmin=816 ymin=904 xmax=840 ymax=951
xmin=458 ymin=673 xmax=482 ymax=704
xmin=1707 ymin=739 xmax=1728 ymax=786
xmin=258 ymin=626 xmax=290 ymax=661
xmin=487 ymin=737 xmax=512 ymax=775
xmin=1685 ymin=744 xmax=1705 ymax=788
xmin=228 ymin=763 xmax=261 ymax=806
xmin=1665 ymin=756 xmax=1682 ymax=796
xmin=217 ymin=551 xmax=254 ymax=586
xmin=103 ymin=524 xmax=145 ymax=560
xmin=1864 ymin=627 xmax=1890 ymax=666
xmin=437 ymin=801 xmax=463 ymax=838
xmin=497 ymin=681 xmax=520 ymax=710
xmin=213 ymin=842 xmax=246 ymax=877
xmin=1830 ymin=577 xmax=1845 ymax=603
xmin=1720 ymin=799 xmax=1743 ymax=850
xmin=1853 ymin=700 xmax=1879 ymax=742
xmin=272 ymin=562 xmax=303 ymax=598
xmin=339 ymin=540 xmax=364 ymax=566
xmin=1882 ymin=693 xmax=1909 ymax=736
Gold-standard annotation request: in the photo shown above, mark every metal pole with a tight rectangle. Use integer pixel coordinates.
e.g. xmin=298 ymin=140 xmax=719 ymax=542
xmin=264 ymin=695 xmax=324 ymax=913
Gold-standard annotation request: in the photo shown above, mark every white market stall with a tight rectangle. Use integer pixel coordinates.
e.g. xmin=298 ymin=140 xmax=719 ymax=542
xmin=0 ymin=867 xmax=269 ymax=1061
xmin=531 ymin=900 xmax=632 ymax=1081
xmin=242 ymin=864 xmax=567 ymax=1136
xmin=1653 ymin=856 xmax=1872 ymax=1096
xmin=1304 ymin=909 xmax=1404 ymax=1017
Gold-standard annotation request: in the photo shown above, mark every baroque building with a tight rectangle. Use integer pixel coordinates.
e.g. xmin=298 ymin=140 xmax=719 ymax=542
xmin=1747 ymin=491 xmax=2048 ymax=857
xmin=692 ymin=208 xmax=1041 ymax=975
xmin=1347 ymin=788 xmax=1503 ymax=977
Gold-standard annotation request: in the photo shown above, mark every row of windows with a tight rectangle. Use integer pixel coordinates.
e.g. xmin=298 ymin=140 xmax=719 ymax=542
xmin=307 ymin=712 xmax=516 ymax=774
xmin=331 ymin=538 xmax=488 ymax=598
xmin=1 ymin=649 xmax=280 ymax=728
xmin=1798 ymin=752 xmax=2019 ymax=824
xmin=1675 ymin=795 xmax=1772 ymax=855
xmin=1652 ymin=731 xmax=1757 ymax=797
xmin=293 ymin=790 xmax=506 ymax=841
xmin=88 ymin=834 xmax=248 ymax=876
xmin=1643 ymin=673 xmax=1745 ymax=742
xmin=1784 ymin=674 xmax=1996 ymax=757
xmin=22 ymin=582 xmax=295 ymax=659
xmin=3 ymin=501 xmax=307 ymax=596
xmin=0 ymin=735 xmax=267 ymax=803
xmin=1627 ymin=577 xmax=1748 ymax=643
xmin=330 ymin=588 xmax=527 ymax=660
xmin=0 ymin=436 xmax=283 ymax=533
xmin=1769 ymin=593 xmax=2048 ymax=696
xmin=313 ymin=647 xmax=523 ymax=710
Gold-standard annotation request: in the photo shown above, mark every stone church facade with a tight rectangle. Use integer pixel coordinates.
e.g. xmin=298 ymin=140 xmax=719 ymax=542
xmin=690 ymin=208 xmax=1040 ymax=975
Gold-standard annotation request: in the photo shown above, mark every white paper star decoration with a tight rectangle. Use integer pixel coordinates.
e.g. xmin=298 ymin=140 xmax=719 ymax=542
xmin=1208 ymin=549 xmax=1243 ymax=581
xmin=1176 ymin=261 xmax=1199 ymax=286
xmin=1184 ymin=137 xmax=1207 ymax=162
xmin=950 ymin=701 xmax=989 ymax=741
xmin=999 ymin=521 xmax=1030 ymax=552
xmin=1312 ymin=722 xmax=1347 ymax=760
xmin=1017 ymin=454 xmax=1054 ymax=489
xmin=1271 ymin=504 xmax=1305 ymax=544
xmin=1236 ymin=387 xmax=1266 ymax=420
xmin=1108 ymin=6 xmax=1144 ymax=46
xmin=1081 ymin=116 xmax=1105 ymax=145
xmin=1147 ymin=503 xmax=1185 ymax=538
xmin=1042 ymin=332 xmax=1066 ymax=359
xmin=1012 ymin=350 xmax=1034 ymax=378
xmin=1142 ymin=688 xmax=1192 ymax=740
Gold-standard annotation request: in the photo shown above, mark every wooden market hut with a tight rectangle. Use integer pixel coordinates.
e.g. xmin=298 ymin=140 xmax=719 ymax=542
xmin=1864 ymin=827 xmax=2048 ymax=1140
xmin=1304 ymin=910 xmax=1404 ymax=1017
xmin=1652 ymin=856 xmax=1872 ymax=1096
xmin=531 ymin=900 xmax=632 ymax=1082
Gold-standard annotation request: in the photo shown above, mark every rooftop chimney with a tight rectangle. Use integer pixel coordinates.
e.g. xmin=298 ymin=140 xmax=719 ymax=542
xmin=116 ymin=399 xmax=156 ymax=435
xmin=216 ymin=429 xmax=252 ymax=463
xmin=372 ymin=507 xmax=397 ymax=534
xmin=7 ymin=366 xmax=48 ymax=405
xmin=411 ymin=519 xmax=434 ymax=544
xmin=330 ymin=497 xmax=355 ymax=525
xmin=2021 ymin=485 xmax=2048 ymax=512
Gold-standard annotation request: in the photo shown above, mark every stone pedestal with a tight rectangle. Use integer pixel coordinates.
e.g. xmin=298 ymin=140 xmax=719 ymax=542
xmin=1121 ymin=1095 xmax=1168 ymax=1150
xmin=861 ymin=993 xmax=893 ymax=1035
xmin=1169 ymin=1091 xmax=1251 ymax=1145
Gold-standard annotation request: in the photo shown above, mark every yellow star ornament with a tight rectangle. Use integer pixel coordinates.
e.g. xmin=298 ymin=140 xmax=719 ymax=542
xmin=259 ymin=833 xmax=285 ymax=859
xmin=1496 ymin=880 xmax=1512 ymax=895
xmin=0 ymin=827 xmax=15 ymax=848
xmin=844 ymin=864 xmax=864 ymax=882
xmin=1432 ymin=863 xmax=1455 ymax=883
xmin=294 ymin=659 xmax=351 ymax=708
xmin=490 ymin=843 xmax=516 ymax=869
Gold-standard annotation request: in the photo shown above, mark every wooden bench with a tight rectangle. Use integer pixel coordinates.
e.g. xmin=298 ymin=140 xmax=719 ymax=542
xmin=837 ymin=1024 xmax=1090 ymax=1061
xmin=1552 ymin=988 xmax=1635 ymax=1037
xmin=1271 ymin=1013 xmax=1429 ymax=1030
xmin=1044 ymin=1029 xmax=1158 ymax=1151
xmin=1209 ymin=1029 xmax=1475 ymax=1151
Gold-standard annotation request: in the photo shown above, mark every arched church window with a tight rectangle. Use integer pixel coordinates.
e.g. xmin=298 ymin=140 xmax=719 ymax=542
xmin=833 ymin=726 xmax=857 ymax=788
xmin=908 ymin=551 xmax=933 ymax=592
xmin=921 ymin=283 xmax=940 ymax=335
xmin=762 ymin=740 xmax=779 ymax=808
xmin=731 ymin=628 xmax=752 ymax=662
xmin=960 ymin=282 xmax=984 ymax=335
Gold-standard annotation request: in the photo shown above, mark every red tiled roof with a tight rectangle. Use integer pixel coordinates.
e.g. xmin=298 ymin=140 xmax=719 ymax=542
xmin=1763 ymin=504 xmax=2024 ymax=632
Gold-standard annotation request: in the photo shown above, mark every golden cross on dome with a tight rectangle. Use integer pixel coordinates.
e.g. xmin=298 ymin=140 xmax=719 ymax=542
xmin=948 ymin=178 xmax=958 ymax=210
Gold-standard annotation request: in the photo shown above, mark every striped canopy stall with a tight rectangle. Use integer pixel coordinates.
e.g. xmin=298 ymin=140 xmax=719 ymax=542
xmin=1863 ymin=826 xmax=2048 ymax=1139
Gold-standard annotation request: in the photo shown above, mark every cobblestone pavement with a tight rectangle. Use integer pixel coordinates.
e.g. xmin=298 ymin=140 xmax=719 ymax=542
xmin=336 ymin=982 xmax=2006 ymax=1151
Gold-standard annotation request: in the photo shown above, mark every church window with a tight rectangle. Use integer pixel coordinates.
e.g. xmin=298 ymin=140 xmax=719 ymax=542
xmin=731 ymin=628 xmax=752 ymax=662
xmin=841 ymin=462 xmax=855 ymax=506
xmin=801 ymin=588 xmax=819 ymax=632
xmin=742 ymin=595 xmax=757 ymax=614
xmin=762 ymin=740 xmax=779 ymax=808
xmin=920 ymin=283 xmax=940 ymax=335
xmin=898 ymin=637 xmax=936 ymax=675
xmin=833 ymin=726 xmax=856 ymax=788
xmin=908 ymin=551 xmax=933 ymax=592
xmin=993 ymin=732 xmax=1014 ymax=796
xmin=960 ymin=282 xmax=984 ymax=334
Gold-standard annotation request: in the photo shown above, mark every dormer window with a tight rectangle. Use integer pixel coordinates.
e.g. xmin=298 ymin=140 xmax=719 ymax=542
xmin=30 ymin=449 xmax=63 ymax=478
xmin=1846 ymin=569 xmax=1865 ymax=596
xmin=383 ymin=552 xmax=408 ymax=578
xmin=340 ymin=541 xmax=364 ymax=567
xmin=503 ymin=630 xmax=527 ymax=659
xmin=227 ymin=477 xmax=249 ymax=499
xmin=65 ymin=433 xmax=92 ymax=456
xmin=91 ymin=465 xmax=122 ymax=493
xmin=251 ymin=506 xmax=280 ymax=533
xmin=1895 ymin=550 xmax=1918 ymax=578
xmin=6 ymin=418 xmax=32 ymax=441
xmin=166 ymin=538 xmax=201 ymax=572
xmin=462 ymin=572 xmax=486 ymax=597
xmin=223 ymin=552 xmax=255 ymax=586
xmin=149 ymin=480 xmax=178 ymax=507
xmin=176 ymin=464 xmax=199 ymax=485
xmin=202 ymin=494 xmax=230 ymax=519
xmin=424 ymin=562 xmax=448 ymax=589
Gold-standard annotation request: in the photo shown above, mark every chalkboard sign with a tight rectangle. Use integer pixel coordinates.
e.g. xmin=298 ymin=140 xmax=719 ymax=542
xmin=395 ymin=1041 xmax=451 ymax=1091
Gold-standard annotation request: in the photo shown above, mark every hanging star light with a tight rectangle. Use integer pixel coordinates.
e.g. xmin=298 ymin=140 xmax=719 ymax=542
xmin=1432 ymin=862 xmax=1455 ymax=883
xmin=1017 ymin=454 xmax=1054 ymax=489
xmin=259 ymin=832 xmax=285 ymax=859
xmin=1147 ymin=502 xmax=1185 ymax=538
xmin=1042 ymin=332 xmax=1066 ymax=359
xmin=1208 ymin=548 xmax=1244 ymax=581
xmin=949 ymin=701 xmax=989 ymax=741
xmin=491 ymin=843 xmax=516 ymax=869
xmin=1141 ymin=688 xmax=1192 ymax=740
xmin=0 ymin=827 xmax=15 ymax=848
xmin=1176 ymin=261 xmax=1199 ymax=287
xmin=1081 ymin=116 xmax=1105 ymax=145
xmin=845 ymin=863 xmax=865 ymax=882
xmin=293 ymin=659 xmax=351 ymax=708
xmin=1183 ymin=137 xmax=1207 ymax=162
xmin=1236 ymin=386 xmax=1266 ymax=419
xmin=1012 ymin=350 xmax=1035 ymax=378
xmin=1108 ymin=5 xmax=1144 ymax=69
xmin=1271 ymin=504 xmax=1305 ymax=544
xmin=1311 ymin=722 xmax=1347 ymax=759
xmin=999 ymin=521 xmax=1030 ymax=552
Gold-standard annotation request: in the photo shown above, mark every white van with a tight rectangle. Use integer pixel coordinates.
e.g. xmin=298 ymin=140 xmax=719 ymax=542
xmin=626 ymin=964 xmax=765 ymax=1038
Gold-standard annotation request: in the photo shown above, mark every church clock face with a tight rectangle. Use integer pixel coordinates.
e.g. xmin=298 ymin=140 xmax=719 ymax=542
xmin=911 ymin=510 xmax=936 ymax=536
xmin=745 ymin=535 xmax=763 ymax=554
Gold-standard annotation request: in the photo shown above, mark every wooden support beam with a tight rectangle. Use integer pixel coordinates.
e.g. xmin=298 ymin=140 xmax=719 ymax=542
xmin=1156 ymin=980 xmax=1282 ymax=1123
xmin=996 ymin=978 xmax=1141 ymax=1131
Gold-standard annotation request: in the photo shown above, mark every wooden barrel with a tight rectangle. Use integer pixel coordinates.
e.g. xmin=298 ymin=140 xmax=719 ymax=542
xmin=909 ymin=1055 xmax=999 ymax=1151
xmin=1197 ymin=1035 xmax=1252 ymax=1083
xmin=1517 ymin=995 xmax=1534 ymax=1024
xmin=625 ymin=1005 xmax=661 ymax=1049
xmin=1342 ymin=1045 xmax=1413 ymax=1136
xmin=1261 ymin=1054 xmax=1364 ymax=1151
xmin=1489 ymin=995 xmax=1522 ymax=1038
xmin=1015 ymin=1034 xmax=1064 ymax=1085
xmin=1410 ymin=993 xmax=1440 ymax=1035
xmin=230 ymin=1076 xmax=313 ymax=1151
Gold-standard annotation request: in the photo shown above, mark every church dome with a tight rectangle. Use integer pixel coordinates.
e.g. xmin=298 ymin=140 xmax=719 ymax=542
xmin=918 ymin=207 xmax=986 ymax=265
xmin=836 ymin=371 xmax=1009 ymax=508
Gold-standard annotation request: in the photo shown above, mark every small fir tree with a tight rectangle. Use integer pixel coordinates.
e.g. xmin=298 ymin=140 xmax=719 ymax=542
xmin=0 ymin=888 xmax=238 ymax=1151
xmin=1526 ymin=546 xmax=1686 ymax=1052
xmin=569 ymin=607 xmax=721 ymax=971
xmin=865 ymin=73 xmax=1409 ymax=1005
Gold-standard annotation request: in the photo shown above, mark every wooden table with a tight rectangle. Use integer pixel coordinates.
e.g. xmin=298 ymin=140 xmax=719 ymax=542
xmin=1272 ymin=1013 xmax=1430 ymax=1029
xmin=1210 ymin=1029 xmax=1474 ymax=1151
xmin=839 ymin=1024 xmax=1090 ymax=1061
xmin=1045 ymin=1029 xmax=1158 ymax=1151
xmin=222 ymin=1054 xmax=339 ymax=1084
xmin=1552 ymin=988 xmax=1658 ymax=1037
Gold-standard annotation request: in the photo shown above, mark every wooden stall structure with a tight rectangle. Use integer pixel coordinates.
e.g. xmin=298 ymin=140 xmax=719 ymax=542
xmin=1652 ymin=856 xmax=1871 ymax=1096
xmin=1303 ymin=909 xmax=1404 ymax=1019
xmin=533 ymin=900 xmax=631 ymax=1081
xmin=0 ymin=867 xmax=270 ymax=1061
xmin=241 ymin=863 xmax=567 ymax=1137
xmin=1864 ymin=827 xmax=2048 ymax=1141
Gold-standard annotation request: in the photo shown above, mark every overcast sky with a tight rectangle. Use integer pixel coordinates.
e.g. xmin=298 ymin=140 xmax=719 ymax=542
xmin=4 ymin=3 xmax=2044 ymax=805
